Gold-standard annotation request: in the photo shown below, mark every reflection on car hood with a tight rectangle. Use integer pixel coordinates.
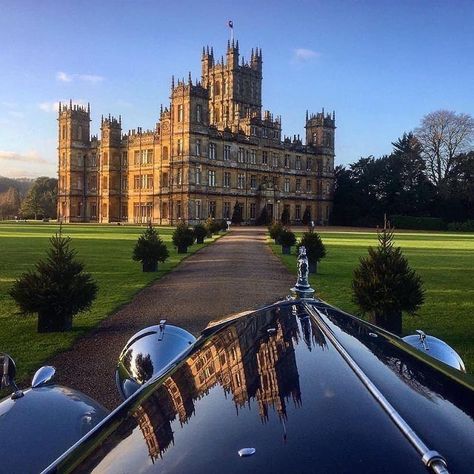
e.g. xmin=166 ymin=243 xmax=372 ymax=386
xmin=47 ymin=301 xmax=474 ymax=474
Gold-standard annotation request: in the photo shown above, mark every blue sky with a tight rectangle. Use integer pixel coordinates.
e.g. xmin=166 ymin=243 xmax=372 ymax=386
xmin=1 ymin=0 xmax=473 ymax=178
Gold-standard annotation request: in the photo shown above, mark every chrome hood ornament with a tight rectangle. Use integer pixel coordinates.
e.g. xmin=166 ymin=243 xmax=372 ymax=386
xmin=291 ymin=246 xmax=315 ymax=299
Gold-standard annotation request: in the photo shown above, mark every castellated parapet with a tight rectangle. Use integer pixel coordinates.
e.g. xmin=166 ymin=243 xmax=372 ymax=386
xmin=57 ymin=39 xmax=335 ymax=224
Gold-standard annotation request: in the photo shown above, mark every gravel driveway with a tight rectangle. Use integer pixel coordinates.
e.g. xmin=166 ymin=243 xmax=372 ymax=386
xmin=49 ymin=227 xmax=295 ymax=409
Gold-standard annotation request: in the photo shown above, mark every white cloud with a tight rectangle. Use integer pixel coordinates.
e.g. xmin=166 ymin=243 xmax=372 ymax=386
xmin=293 ymin=48 xmax=321 ymax=63
xmin=57 ymin=71 xmax=73 ymax=82
xmin=0 ymin=150 xmax=50 ymax=164
xmin=56 ymin=71 xmax=104 ymax=83
xmin=78 ymin=73 xmax=104 ymax=83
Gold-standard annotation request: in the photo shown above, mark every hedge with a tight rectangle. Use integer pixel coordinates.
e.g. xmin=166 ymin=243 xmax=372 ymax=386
xmin=390 ymin=215 xmax=446 ymax=231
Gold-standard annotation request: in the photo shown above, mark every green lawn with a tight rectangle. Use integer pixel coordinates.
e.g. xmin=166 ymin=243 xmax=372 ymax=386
xmin=270 ymin=230 xmax=474 ymax=372
xmin=0 ymin=223 xmax=220 ymax=382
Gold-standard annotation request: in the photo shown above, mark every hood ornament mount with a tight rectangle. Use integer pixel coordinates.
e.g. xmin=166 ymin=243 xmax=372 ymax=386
xmin=291 ymin=246 xmax=316 ymax=299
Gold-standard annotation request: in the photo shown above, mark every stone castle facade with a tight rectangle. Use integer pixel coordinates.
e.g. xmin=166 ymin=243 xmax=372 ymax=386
xmin=57 ymin=39 xmax=335 ymax=224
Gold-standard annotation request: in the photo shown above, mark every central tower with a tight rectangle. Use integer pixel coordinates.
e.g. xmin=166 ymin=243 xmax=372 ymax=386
xmin=201 ymin=40 xmax=262 ymax=131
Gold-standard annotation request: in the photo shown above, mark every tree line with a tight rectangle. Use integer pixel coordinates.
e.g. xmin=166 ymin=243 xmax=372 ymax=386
xmin=332 ymin=110 xmax=474 ymax=227
xmin=0 ymin=176 xmax=57 ymax=220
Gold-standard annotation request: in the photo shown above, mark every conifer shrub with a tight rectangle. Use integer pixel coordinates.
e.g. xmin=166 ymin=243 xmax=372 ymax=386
xmin=352 ymin=224 xmax=424 ymax=335
xmin=279 ymin=228 xmax=296 ymax=254
xmin=9 ymin=231 xmax=98 ymax=332
xmin=133 ymin=223 xmax=169 ymax=272
xmin=268 ymin=221 xmax=284 ymax=243
xmin=172 ymin=222 xmax=195 ymax=253
xmin=297 ymin=230 xmax=326 ymax=273
xmin=193 ymin=223 xmax=208 ymax=244
xmin=281 ymin=207 xmax=290 ymax=225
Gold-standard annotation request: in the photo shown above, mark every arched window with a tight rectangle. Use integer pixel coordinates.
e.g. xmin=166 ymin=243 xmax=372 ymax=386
xmin=214 ymin=81 xmax=220 ymax=96
xmin=162 ymin=146 xmax=168 ymax=160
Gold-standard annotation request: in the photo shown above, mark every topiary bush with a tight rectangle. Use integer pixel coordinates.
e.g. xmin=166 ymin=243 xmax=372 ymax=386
xmin=9 ymin=231 xmax=98 ymax=332
xmin=193 ymin=223 xmax=208 ymax=244
xmin=302 ymin=207 xmax=312 ymax=226
xmin=132 ymin=223 xmax=169 ymax=272
xmin=231 ymin=203 xmax=243 ymax=224
xmin=172 ymin=222 xmax=195 ymax=253
xmin=352 ymin=224 xmax=424 ymax=335
xmin=297 ymin=231 xmax=326 ymax=273
xmin=205 ymin=217 xmax=221 ymax=236
xmin=279 ymin=228 xmax=296 ymax=254
xmin=281 ymin=207 xmax=290 ymax=225
xmin=268 ymin=221 xmax=284 ymax=243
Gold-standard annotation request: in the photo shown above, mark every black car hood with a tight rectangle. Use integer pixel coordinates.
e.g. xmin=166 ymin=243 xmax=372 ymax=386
xmin=47 ymin=300 xmax=474 ymax=473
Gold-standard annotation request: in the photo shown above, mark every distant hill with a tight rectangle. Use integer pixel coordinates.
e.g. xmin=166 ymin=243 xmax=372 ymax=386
xmin=0 ymin=176 xmax=34 ymax=198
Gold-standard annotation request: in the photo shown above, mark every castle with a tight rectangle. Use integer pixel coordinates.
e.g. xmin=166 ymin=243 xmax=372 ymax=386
xmin=57 ymin=39 xmax=335 ymax=224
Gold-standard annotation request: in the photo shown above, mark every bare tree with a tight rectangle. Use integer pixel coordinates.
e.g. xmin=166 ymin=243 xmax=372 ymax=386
xmin=414 ymin=110 xmax=474 ymax=186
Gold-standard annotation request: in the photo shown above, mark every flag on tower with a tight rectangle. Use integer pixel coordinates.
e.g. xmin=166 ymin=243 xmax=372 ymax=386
xmin=228 ymin=20 xmax=233 ymax=28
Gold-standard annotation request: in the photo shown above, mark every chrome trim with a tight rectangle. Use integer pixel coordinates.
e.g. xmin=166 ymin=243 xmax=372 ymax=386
xmin=32 ymin=366 xmax=56 ymax=388
xmin=291 ymin=246 xmax=316 ymax=299
xmin=305 ymin=303 xmax=450 ymax=474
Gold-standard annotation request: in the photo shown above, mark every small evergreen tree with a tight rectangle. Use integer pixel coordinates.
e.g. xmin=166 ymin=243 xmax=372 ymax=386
xmin=9 ymin=231 xmax=98 ymax=332
xmin=256 ymin=206 xmax=270 ymax=226
xmin=352 ymin=223 xmax=424 ymax=335
xmin=297 ymin=230 xmax=326 ymax=273
xmin=279 ymin=228 xmax=296 ymax=254
xmin=281 ymin=207 xmax=290 ymax=225
xmin=193 ymin=223 xmax=208 ymax=243
xmin=172 ymin=221 xmax=194 ymax=253
xmin=302 ymin=207 xmax=312 ymax=226
xmin=205 ymin=217 xmax=221 ymax=235
xmin=231 ymin=202 xmax=243 ymax=224
xmin=132 ymin=223 xmax=169 ymax=272
xmin=268 ymin=221 xmax=284 ymax=243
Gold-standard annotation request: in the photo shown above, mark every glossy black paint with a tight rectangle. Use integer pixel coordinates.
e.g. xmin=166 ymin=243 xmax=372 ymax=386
xmin=45 ymin=300 xmax=474 ymax=473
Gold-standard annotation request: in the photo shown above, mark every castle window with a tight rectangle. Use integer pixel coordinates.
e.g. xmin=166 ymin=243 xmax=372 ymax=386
xmin=237 ymin=173 xmax=245 ymax=189
xmin=223 ymin=172 xmax=231 ymax=188
xmin=250 ymin=150 xmax=256 ymax=164
xmin=284 ymin=178 xmax=290 ymax=192
xmin=295 ymin=205 xmax=301 ymax=220
xmin=296 ymin=179 xmax=301 ymax=192
xmin=62 ymin=126 xmax=66 ymax=140
xmin=284 ymin=154 xmax=290 ymax=168
xmin=196 ymin=104 xmax=202 ymax=123
xmin=306 ymin=179 xmax=312 ymax=192
xmin=162 ymin=201 xmax=168 ymax=219
xmin=78 ymin=125 xmax=82 ymax=140
xmin=177 ymin=139 xmax=183 ymax=155
xmin=317 ymin=181 xmax=322 ymax=194
xmin=214 ymin=81 xmax=220 ymax=96
xmin=177 ymin=104 xmax=184 ymax=122
xmin=102 ymin=203 xmax=108 ymax=218
xmin=102 ymin=176 xmax=108 ymax=190
xmin=134 ymin=151 xmax=140 ymax=165
xmin=177 ymin=169 xmax=182 ymax=185
xmin=162 ymin=172 xmax=168 ymax=187
xmin=196 ymin=139 xmax=201 ymax=156
xmin=208 ymin=170 xmax=216 ymax=187
xmin=307 ymin=157 xmax=312 ymax=170
xmin=147 ymin=174 xmax=153 ymax=188
xmin=209 ymin=142 xmax=216 ymax=159
xmin=250 ymin=203 xmax=256 ymax=219
xmin=176 ymin=201 xmax=182 ymax=219
xmin=195 ymin=200 xmax=201 ymax=219
xmin=238 ymin=147 xmax=244 ymax=163
xmin=262 ymin=151 xmax=268 ymax=165
xmin=295 ymin=156 xmax=301 ymax=170
xmin=121 ymin=152 xmax=127 ymax=166
xmin=208 ymin=201 xmax=216 ymax=218
xmin=162 ymin=146 xmax=169 ymax=160
xmin=250 ymin=175 xmax=257 ymax=189
xmin=91 ymin=203 xmax=97 ymax=218
xmin=195 ymin=166 xmax=201 ymax=185
xmin=223 ymin=202 xmax=231 ymax=219
xmin=224 ymin=145 xmax=231 ymax=161
xmin=313 ymin=132 xmax=318 ymax=144
xmin=262 ymin=128 xmax=267 ymax=138
xmin=121 ymin=204 xmax=127 ymax=218
xmin=134 ymin=175 xmax=140 ymax=190
xmin=272 ymin=153 xmax=278 ymax=168
xmin=103 ymin=152 xmax=108 ymax=166
xmin=61 ymin=153 xmax=66 ymax=168
xmin=121 ymin=176 xmax=128 ymax=190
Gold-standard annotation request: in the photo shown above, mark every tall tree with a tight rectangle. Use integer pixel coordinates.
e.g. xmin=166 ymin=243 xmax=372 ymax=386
xmin=0 ymin=187 xmax=21 ymax=219
xmin=21 ymin=177 xmax=58 ymax=219
xmin=414 ymin=110 xmax=474 ymax=187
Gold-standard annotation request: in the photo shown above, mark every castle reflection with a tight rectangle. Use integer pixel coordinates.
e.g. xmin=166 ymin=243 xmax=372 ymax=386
xmin=133 ymin=305 xmax=326 ymax=462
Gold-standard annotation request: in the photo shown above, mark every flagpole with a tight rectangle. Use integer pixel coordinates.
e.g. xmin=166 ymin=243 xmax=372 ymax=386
xmin=228 ymin=20 xmax=234 ymax=43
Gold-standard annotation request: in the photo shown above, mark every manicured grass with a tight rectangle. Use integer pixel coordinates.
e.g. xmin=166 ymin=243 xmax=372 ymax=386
xmin=270 ymin=229 xmax=474 ymax=373
xmin=0 ymin=223 xmax=220 ymax=382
